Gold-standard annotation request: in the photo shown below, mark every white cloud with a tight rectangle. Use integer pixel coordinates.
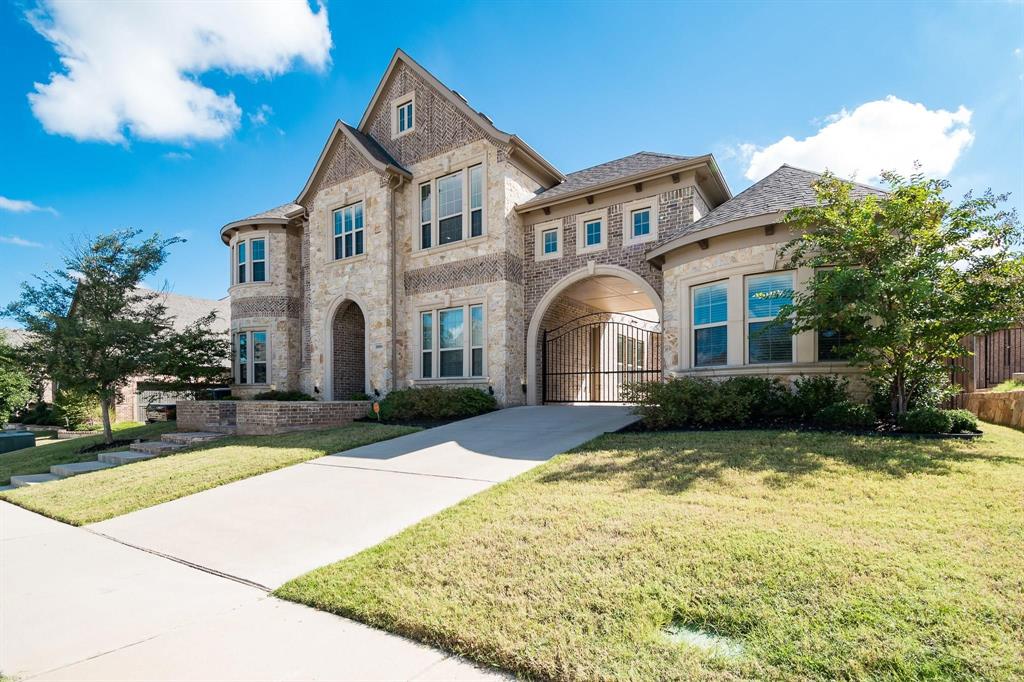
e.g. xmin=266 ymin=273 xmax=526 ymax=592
xmin=26 ymin=1 xmax=332 ymax=144
xmin=0 ymin=235 xmax=45 ymax=248
xmin=0 ymin=196 xmax=58 ymax=215
xmin=163 ymin=151 xmax=193 ymax=161
xmin=249 ymin=104 xmax=273 ymax=127
xmin=741 ymin=96 xmax=975 ymax=184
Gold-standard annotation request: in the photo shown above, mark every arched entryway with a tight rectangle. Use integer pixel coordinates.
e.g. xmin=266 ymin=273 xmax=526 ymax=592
xmin=527 ymin=265 xmax=663 ymax=405
xmin=329 ymin=299 xmax=367 ymax=400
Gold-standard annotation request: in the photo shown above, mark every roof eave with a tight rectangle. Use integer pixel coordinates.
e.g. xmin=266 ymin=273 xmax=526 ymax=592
xmin=645 ymin=211 xmax=786 ymax=264
xmin=220 ymin=218 xmax=292 ymax=244
xmin=515 ymin=155 xmax=727 ymax=214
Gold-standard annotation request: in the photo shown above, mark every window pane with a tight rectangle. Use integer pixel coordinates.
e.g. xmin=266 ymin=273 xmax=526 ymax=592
xmin=470 ymin=209 xmax=482 ymax=237
xmin=238 ymin=242 xmax=246 ymax=263
xmin=585 ymin=220 xmax=601 ymax=246
xmin=543 ymin=229 xmax=558 ymax=254
xmin=694 ymin=326 xmax=727 ymax=367
xmin=440 ymin=349 xmax=463 ymax=377
xmin=344 ymin=207 xmax=353 ymax=233
xmin=354 ymin=230 xmax=363 ymax=255
xmin=254 ymin=362 xmax=267 ymax=384
xmin=470 ymin=305 xmax=483 ymax=346
xmin=693 ymin=282 xmax=727 ymax=326
xmin=354 ymin=203 xmax=363 ymax=229
xmin=439 ymin=215 xmax=462 ymax=244
xmin=749 ymin=321 xmax=792 ymax=363
xmin=237 ymin=333 xmax=248 ymax=383
xmin=334 ymin=210 xmax=342 ymax=236
xmin=251 ymin=239 xmax=265 ymax=261
xmin=818 ymin=329 xmax=853 ymax=361
xmin=252 ymin=331 xmax=267 ymax=362
xmin=747 ymin=274 xmax=793 ymax=319
xmin=344 ymin=233 xmax=353 ymax=258
xmin=632 ymin=210 xmax=650 ymax=236
xmin=420 ymin=183 xmax=431 ymax=222
xmin=252 ymin=261 xmax=266 ymax=282
xmin=471 ymin=348 xmax=483 ymax=376
xmin=334 ymin=236 xmax=343 ymax=260
xmin=439 ymin=308 xmax=464 ymax=349
xmin=421 ymin=312 xmax=432 ymax=350
xmin=238 ymin=264 xmax=246 ymax=284
xmin=469 ymin=165 xmax=483 ymax=209
xmin=421 ymin=223 xmax=432 ymax=249
xmin=422 ymin=352 xmax=432 ymax=378
xmin=437 ymin=172 xmax=463 ymax=219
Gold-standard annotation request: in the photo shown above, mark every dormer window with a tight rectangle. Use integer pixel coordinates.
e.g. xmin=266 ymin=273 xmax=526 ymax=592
xmin=392 ymin=94 xmax=415 ymax=138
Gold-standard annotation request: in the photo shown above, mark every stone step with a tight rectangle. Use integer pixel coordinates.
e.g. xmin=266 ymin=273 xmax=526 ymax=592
xmin=50 ymin=460 xmax=117 ymax=478
xmin=98 ymin=450 xmax=158 ymax=465
xmin=130 ymin=441 xmax=185 ymax=455
xmin=11 ymin=473 xmax=61 ymax=487
xmin=161 ymin=431 xmax=227 ymax=446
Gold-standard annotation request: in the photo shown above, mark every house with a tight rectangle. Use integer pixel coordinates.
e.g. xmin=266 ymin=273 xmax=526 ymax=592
xmin=221 ymin=49 xmax=881 ymax=407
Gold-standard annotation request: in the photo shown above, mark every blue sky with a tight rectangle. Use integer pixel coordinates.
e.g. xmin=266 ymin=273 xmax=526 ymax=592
xmin=1 ymin=0 xmax=1022 ymax=315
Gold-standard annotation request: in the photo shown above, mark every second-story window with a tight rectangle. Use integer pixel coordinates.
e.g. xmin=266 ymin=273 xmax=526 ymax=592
xmin=542 ymin=229 xmax=558 ymax=254
xmin=334 ymin=202 xmax=365 ymax=260
xmin=585 ymin=219 xmax=602 ymax=247
xmin=237 ymin=241 xmax=246 ymax=284
xmin=235 ymin=237 xmax=266 ymax=284
xmin=418 ymin=164 xmax=485 ymax=250
xmin=397 ymin=99 xmax=413 ymax=134
xmin=250 ymin=238 xmax=266 ymax=282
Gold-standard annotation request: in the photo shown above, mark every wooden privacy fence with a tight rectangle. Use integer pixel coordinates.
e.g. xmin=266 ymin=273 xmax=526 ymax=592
xmin=948 ymin=326 xmax=1024 ymax=407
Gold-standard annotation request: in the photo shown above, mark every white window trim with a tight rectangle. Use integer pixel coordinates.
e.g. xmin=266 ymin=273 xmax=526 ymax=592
xmin=533 ymin=219 xmax=562 ymax=261
xmin=622 ymin=197 xmax=660 ymax=246
xmin=234 ymin=328 xmax=270 ymax=386
xmin=744 ymin=271 xmax=795 ymax=365
xmin=415 ymin=301 xmax=487 ymax=380
xmin=331 ymin=200 xmax=367 ymax=261
xmin=413 ymin=157 xmax=487 ymax=253
xmin=691 ymin=280 xmax=728 ymax=367
xmin=232 ymin=233 xmax=270 ymax=286
xmin=575 ymin=207 xmax=608 ymax=254
xmin=391 ymin=92 xmax=416 ymax=139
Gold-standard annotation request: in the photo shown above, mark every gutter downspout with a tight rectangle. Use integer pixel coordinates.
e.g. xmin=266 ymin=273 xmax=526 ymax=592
xmin=389 ymin=173 xmax=405 ymax=393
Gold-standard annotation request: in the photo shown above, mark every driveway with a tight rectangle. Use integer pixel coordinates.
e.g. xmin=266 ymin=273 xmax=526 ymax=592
xmin=2 ymin=405 xmax=636 ymax=680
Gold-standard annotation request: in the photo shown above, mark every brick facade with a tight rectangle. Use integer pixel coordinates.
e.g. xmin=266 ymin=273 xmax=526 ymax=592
xmin=177 ymin=399 xmax=369 ymax=435
xmin=176 ymin=400 xmax=238 ymax=433
xmin=331 ymin=301 xmax=366 ymax=400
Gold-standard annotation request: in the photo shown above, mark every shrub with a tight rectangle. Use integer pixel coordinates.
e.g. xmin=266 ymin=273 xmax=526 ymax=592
xmin=53 ymin=389 xmax=101 ymax=428
xmin=792 ymin=375 xmax=850 ymax=420
xmin=900 ymin=406 xmax=953 ymax=434
xmin=623 ymin=378 xmax=754 ymax=430
xmin=814 ymin=401 xmax=875 ymax=430
xmin=945 ymin=409 xmax=979 ymax=434
xmin=720 ymin=376 xmax=793 ymax=421
xmin=252 ymin=390 xmax=315 ymax=401
xmin=375 ymin=387 xmax=497 ymax=421
xmin=349 ymin=392 xmax=371 ymax=401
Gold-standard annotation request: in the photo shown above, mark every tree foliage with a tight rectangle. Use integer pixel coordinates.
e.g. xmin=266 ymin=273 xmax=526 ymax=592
xmin=4 ymin=229 xmax=229 ymax=442
xmin=149 ymin=311 xmax=231 ymax=399
xmin=780 ymin=170 xmax=1024 ymax=415
xmin=0 ymin=331 xmax=33 ymax=426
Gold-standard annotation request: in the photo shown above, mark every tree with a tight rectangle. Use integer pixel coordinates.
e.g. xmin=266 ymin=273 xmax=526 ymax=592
xmin=5 ymin=229 xmax=227 ymax=443
xmin=779 ymin=171 xmax=1024 ymax=416
xmin=0 ymin=331 xmax=33 ymax=426
xmin=150 ymin=311 xmax=231 ymax=399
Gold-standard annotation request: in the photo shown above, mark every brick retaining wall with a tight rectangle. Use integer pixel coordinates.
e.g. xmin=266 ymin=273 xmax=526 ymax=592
xmin=965 ymin=391 xmax=1024 ymax=430
xmin=176 ymin=400 xmax=370 ymax=435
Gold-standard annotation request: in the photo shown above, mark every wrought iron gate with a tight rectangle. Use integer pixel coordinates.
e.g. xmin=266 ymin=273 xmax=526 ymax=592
xmin=542 ymin=313 xmax=662 ymax=403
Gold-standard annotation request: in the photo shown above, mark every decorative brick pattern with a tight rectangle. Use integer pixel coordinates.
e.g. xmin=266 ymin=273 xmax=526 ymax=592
xmin=364 ymin=62 xmax=489 ymax=169
xmin=404 ymin=253 xmax=523 ymax=294
xmin=231 ymin=296 xmax=302 ymax=320
xmin=314 ymin=134 xmax=374 ymax=198
xmin=331 ymin=301 xmax=366 ymax=400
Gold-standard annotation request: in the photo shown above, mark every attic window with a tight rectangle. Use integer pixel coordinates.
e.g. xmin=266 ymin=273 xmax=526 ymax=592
xmin=393 ymin=95 xmax=415 ymax=137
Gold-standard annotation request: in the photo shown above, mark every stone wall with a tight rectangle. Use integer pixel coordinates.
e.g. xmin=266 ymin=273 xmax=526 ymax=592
xmin=965 ymin=391 xmax=1024 ymax=429
xmin=234 ymin=401 xmax=369 ymax=436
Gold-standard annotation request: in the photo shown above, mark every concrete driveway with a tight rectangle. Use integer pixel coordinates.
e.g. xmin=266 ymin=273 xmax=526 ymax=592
xmin=2 ymin=405 xmax=636 ymax=680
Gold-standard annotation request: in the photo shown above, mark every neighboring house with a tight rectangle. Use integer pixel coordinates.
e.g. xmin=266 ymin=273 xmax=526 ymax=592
xmin=221 ymin=49 xmax=881 ymax=407
xmin=4 ymin=289 xmax=230 ymax=421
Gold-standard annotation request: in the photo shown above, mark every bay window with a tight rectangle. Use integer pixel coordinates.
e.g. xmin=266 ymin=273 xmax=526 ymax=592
xmin=693 ymin=281 xmax=728 ymax=367
xmin=333 ymin=202 xmax=365 ymax=260
xmin=234 ymin=237 xmax=266 ymax=284
xmin=419 ymin=303 xmax=485 ymax=378
xmin=746 ymin=273 xmax=794 ymax=364
xmin=235 ymin=330 xmax=268 ymax=384
xmin=418 ymin=163 xmax=485 ymax=249
xmin=237 ymin=241 xmax=246 ymax=284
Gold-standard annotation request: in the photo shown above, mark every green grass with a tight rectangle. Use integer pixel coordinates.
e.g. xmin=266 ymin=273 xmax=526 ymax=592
xmin=991 ymin=378 xmax=1024 ymax=392
xmin=0 ymin=423 xmax=417 ymax=525
xmin=0 ymin=421 xmax=170 ymax=485
xmin=277 ymin=424 xmax=1024 ymax=681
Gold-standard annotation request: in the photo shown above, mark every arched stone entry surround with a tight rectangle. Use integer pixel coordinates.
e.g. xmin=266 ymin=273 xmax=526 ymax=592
xmin=328 ymin=299 xmax=367 ymax=400
xmin=526 ymin=264 xmax=663 ymax=405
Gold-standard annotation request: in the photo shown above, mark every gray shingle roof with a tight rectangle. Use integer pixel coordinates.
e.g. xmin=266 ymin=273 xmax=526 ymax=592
xmin=240 ymin=202 xmax=304 ymax=223
xmin=343 ymin=123 xmax=409 ymax=174
xmin=520 ymin=152 xmax=693 ymax=207
xmin=675 ymin=165 xmax=886 ymax=239
xmin=147 ymin=288 xmax=230 ymax=336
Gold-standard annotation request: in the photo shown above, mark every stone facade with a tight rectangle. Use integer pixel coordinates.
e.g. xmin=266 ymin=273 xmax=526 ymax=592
xmin=965 ymin=390 xmax=1024 ymax=429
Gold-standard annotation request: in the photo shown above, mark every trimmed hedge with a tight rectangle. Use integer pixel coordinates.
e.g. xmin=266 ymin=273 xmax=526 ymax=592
xmin=946 ymin=409 xmax=979 ymax=433
xmin=375 ymin=386 xmax=497 ymax=422
xmin=814 ymin=401 xmax=875 ymax=430
xmin=252 ymin=390 xmax=317 ymax=401
xmin=900 ymin=407 xmax=953 ymax=434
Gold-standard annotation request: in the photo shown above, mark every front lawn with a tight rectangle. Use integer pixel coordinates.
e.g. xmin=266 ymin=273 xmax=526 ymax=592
xmin=277 ymin=423 xmax=1024 ymax=681
xmin=0 ymin=421 xmax=171 ymax=486
xmin=0 ymin=423 xmax=417 ymax=525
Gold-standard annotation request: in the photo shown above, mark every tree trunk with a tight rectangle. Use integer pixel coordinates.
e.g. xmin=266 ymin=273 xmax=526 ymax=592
xmin=99 ymin=397 xmax=113 ymax=444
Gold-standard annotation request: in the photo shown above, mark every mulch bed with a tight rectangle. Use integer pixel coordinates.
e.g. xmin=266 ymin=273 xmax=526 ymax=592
xmin=618 ymin=420 xmax=982 ymax=439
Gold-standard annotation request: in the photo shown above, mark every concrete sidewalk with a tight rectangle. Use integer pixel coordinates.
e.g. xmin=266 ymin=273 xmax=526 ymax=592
xmin=2 ymin=405 xmax=636 ymax=680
